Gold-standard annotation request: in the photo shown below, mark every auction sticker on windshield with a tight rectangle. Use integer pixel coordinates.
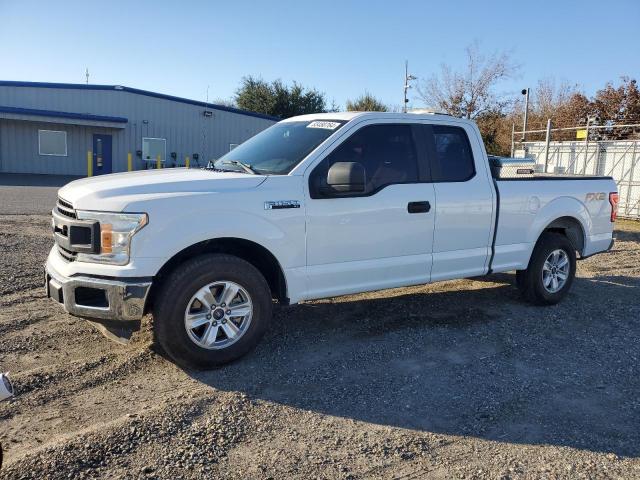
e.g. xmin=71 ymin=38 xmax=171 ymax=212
xmin=307 ymin=121 xmax=341 ymax=130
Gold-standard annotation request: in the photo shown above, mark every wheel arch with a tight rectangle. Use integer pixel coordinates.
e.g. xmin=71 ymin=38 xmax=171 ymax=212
xmin=522 ymin=214 xmax=588 ymax=271
xmin=146 ymin=237 xmax=288 ymax=313
xmin=542 ymin=216 xmax=586 ymax=255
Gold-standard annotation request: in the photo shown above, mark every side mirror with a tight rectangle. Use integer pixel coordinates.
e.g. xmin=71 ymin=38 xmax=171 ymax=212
xmin=325 ymin=162 xmax=366 ymax=194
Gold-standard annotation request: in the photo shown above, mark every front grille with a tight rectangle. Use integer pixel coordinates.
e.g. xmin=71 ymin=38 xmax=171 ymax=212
xmin=56 ymin=197 xmax=76 ymax=219
xmin=57 ymin=245 xmax=77 ymax=262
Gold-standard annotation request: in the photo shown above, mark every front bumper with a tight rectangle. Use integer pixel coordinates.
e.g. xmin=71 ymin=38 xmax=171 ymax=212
xmin=45 ymin=261 xmax=152 ymax=323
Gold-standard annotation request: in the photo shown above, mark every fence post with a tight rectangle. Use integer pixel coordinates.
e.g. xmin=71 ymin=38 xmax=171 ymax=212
xmin=87 ymin=151 xmax=93 ymax=177
xmin=156 ymin=154 xmax=161 ymax=169
xmin=544 ymin=119 xmax=552 ymax=173
xmin=625 ymin=141 xmax=638 ymax=218
xmin=510 ymin=123 xmax=515 ymax=157
xmin=582 ymin=118 xmax=591 ymax=174
xmin=185 ymin=156 xmax=190 ymax=168
xmin=127 ymin=152 xmax=132 ymax=171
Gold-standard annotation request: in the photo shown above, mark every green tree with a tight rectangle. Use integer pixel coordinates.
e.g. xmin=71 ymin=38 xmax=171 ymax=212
xmin=345 ymin=92 xmax=388 ymax=112
xmin=235 ymin=76 xmax=327 ymax=118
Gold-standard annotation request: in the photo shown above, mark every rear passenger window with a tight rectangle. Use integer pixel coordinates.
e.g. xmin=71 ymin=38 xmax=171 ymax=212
xmin=312 ymin=124 xmax=419 ymax=196
xmin=431 ymin=126 xmax=475 ymax=182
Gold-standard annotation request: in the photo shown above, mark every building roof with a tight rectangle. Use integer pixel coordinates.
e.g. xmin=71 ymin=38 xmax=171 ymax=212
xmin=0 ymin=80 xmax=280 ymax=122
xmin=0 ymin=105 xmax=128 ymax=123
xmin=0 ymin=105 xmax=128 ymax=128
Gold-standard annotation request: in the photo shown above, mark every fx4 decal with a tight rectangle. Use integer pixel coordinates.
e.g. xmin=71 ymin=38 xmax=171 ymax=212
xmin=585 ymin=192 xmax=606 ymax=202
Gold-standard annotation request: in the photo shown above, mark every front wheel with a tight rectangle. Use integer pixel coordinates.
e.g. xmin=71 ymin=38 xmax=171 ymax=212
xmin=153 ymin=254 xmax=272 ymax=369
xmin=517 ymin=232 xmax=576 ymax=305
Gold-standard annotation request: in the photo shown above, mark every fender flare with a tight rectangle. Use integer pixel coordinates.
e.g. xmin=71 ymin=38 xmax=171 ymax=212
xmin=524 ymin=196 xmax=591 ymax=265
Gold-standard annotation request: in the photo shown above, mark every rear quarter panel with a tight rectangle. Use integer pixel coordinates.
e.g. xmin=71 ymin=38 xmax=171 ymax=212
xmin=492 ymin=178 xmax=616 ymax=272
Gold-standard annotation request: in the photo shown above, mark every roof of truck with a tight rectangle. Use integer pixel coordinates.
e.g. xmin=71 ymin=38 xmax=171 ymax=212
xmin=280 ymin=111 xmax=458 ymax=123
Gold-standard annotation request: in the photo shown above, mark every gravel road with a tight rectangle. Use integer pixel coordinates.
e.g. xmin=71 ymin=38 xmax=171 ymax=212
xmin=1 ymin=214 xmax=639 ymax=479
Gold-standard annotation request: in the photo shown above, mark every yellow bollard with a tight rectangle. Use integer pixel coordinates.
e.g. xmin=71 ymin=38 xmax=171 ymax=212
xmin=156 ymin=154 xmax=161 ymax=169
xmin=87 ymin=151 xmax=93 ymax=177
xmin=185 ymin=156 xmax=190 ymax=169
xmin=127 ymin=152 xmax=132 ymax=171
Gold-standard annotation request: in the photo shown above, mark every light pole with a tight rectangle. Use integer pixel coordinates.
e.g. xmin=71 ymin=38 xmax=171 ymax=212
xmin=521 ymin=88 xmax=530 ymax=141
xmin=403 ymin=60 xmax=417 ymax=113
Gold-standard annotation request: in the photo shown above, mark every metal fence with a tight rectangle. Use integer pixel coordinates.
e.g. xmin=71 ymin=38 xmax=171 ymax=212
xmin=522 ymin=140 xmax=640 ymax=219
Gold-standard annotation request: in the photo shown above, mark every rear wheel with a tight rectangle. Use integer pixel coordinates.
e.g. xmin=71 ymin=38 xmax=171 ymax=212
xmin=518 ymin=232 xmax=576 ymax=305
xmin=154 ymin=254 xmax=272 ymax=369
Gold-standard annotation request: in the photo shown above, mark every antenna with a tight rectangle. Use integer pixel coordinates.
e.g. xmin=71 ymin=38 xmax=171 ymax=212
xmin=85 ymin=68 xmax=89 ymax=84
xmin=206 ymin=85 xmax=210 ymax=104
xmin=403 ymin=60 xmax=416 ymax=113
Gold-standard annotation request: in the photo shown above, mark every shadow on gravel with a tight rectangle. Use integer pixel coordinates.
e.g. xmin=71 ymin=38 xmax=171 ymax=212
xmin=0 ymin=174 xmax=81 ymax=215
xmin=187 ymin=273 xmax=640 ymax=457
xmin=0 ymin=173 xmax=81 ymax=187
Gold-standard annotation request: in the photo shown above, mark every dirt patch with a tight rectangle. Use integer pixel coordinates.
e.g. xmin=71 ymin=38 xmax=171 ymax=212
xmin=1 ymin=215 xmax=639 ymax=479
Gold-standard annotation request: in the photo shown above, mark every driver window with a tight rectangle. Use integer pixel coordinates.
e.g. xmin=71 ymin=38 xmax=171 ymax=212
xmin=312 ymin=124 xmax=419 ymax=196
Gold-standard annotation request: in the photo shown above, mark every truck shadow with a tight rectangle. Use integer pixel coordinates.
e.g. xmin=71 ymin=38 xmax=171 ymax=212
xmin=185 ymin=273 xmax=640 ymax=457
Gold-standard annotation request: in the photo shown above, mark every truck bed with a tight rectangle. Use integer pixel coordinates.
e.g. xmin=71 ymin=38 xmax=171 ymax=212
xmin=496 ymin=174 xmax=613 ymax=181
xmin=490 ymin=175 xmax=617 ymax=273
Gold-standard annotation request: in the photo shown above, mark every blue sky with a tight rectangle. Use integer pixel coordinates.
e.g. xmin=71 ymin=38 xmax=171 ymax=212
xmin=1 ymin=0 xmax=638 ymax=109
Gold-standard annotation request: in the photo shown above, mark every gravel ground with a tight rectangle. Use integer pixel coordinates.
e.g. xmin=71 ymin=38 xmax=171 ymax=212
xmin=1 ymin=214 xmax=639 ymax=479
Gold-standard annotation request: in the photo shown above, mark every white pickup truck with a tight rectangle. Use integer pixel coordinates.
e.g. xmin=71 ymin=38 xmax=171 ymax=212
xmin=45 ymin=112 xmax=618 ymax=368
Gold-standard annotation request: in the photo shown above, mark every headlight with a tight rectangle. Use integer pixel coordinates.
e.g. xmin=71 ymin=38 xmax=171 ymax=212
xmin=75 ymin=211 xmax=148 ymax=265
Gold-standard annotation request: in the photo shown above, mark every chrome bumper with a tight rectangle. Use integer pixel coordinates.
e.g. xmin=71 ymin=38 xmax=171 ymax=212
xmin=45 ymin=263 xmax=152 ymax=322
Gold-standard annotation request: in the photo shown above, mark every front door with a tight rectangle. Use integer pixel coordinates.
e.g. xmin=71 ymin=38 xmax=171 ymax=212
xmin=93 ymin=134 xmax=112 ymax=175
xmin=304 ymin=123 xmax=435 ymax=300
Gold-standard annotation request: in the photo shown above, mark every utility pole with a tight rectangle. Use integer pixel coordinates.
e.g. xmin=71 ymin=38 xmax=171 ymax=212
xmin=521 ymin=88 xmax=530 ymax=141
xmin=85 ymin=68 xmax=89 ymax=84
xmin=403 ymin=60 xmax=416 ymax=113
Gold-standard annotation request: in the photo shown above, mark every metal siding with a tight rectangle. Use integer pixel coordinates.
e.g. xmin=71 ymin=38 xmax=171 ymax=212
xmin=0 ymin=85 xmax=275 ymax=174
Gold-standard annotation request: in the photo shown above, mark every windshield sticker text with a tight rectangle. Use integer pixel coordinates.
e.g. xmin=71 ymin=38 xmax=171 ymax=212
xmin=307 ymin=121 xmax=340 ymax=130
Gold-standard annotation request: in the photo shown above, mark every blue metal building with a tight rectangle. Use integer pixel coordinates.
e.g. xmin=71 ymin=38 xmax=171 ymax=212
xmin=0 ymin=81 xmax=277 ymax=176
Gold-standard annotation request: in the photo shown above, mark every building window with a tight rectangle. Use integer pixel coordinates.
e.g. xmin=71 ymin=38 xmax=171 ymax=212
xmin=39 ymin=130 xmax=67 ymax=156
xmin=142 ymin=137 xmax=166 ymax=163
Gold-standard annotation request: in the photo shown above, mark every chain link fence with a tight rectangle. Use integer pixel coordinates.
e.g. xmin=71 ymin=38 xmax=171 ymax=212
xmin=522 ymin=140 xmax=640 ymax=219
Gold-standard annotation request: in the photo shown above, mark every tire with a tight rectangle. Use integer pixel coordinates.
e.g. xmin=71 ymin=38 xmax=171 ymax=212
xmin=518 ymin=232 xmax=576 ymax=305
xmin=515 ymin=269 xmax=526 ymax=293
xmin=153 ymin=254 xmax=272 ymax=369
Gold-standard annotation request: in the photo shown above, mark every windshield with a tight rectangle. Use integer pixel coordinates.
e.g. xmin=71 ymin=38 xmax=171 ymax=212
xmin=214 ymin=120 xmax=345 ymax=174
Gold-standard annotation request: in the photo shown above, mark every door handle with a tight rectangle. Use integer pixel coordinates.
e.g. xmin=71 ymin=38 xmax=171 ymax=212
xmin=407 ymin=201 xmax=431 ymax=214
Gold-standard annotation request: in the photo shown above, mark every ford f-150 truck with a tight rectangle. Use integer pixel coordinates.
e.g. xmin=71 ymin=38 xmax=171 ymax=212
xmin=45 ymin=112 xmax=618 ymax=368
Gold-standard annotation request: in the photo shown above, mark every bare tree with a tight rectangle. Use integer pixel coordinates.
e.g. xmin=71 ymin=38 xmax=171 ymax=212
xmin=417 ymin=42 xmax=519 ymax=119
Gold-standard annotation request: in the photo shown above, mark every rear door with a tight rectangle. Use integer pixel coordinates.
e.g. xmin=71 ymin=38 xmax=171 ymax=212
xmin=425 ymin=123 xmax=494 ymax=281
xmin=304 ymin=122 xmax=435 ymax=300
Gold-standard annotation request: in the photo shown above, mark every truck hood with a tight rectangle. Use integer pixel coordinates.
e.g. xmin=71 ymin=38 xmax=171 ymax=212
xmin=58 ymin=168 xmax=267 ymax=211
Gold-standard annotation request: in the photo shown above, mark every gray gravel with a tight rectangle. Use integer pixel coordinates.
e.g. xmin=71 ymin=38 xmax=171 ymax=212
xmin=1 ymin=214 xmax=639 ymax=479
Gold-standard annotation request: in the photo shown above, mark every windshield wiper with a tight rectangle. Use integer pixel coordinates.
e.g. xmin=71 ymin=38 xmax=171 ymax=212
xmin=220 ymin=160 xmax=258 ymax=175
